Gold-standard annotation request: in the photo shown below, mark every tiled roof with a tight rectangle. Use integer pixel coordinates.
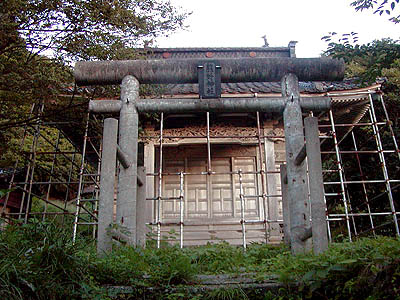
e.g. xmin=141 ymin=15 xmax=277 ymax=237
xmin=159 ymin=80 xmax=361 ymax=96
xmin=140 ymin=46 xmax=295 ymax=59
xmin=135 ymin=47 xmax=364 ymax=95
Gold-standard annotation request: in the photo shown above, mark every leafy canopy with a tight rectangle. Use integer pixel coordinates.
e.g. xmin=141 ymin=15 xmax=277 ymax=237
xmin=0 ymin=0 xmax=189 ymax=174
xmin=351 ymin=0 xmax=400 ymax=23
xmin=323 ymin=38 xmax=400 ymax=84
xmin=1 ymin=0 xmax=189 ymax=61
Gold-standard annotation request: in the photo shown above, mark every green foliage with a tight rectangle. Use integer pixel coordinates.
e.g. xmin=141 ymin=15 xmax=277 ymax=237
xmin=0 ymin=189 xmax=11 ymax=198
xmin=266 ymin=238 xmax=400 ymax=299
xmin=0 ymin=0 xmax=189 ymax=171
xmin=350 ymin=0 xmax=400 ymax=23
xmin=324 ymin=38 xmax=400 ymax=83
xmin=321 ymin=31 xmax=359 ymax=48
xmin=184 ymin=242 xmax=247 ymax=274
xmin=93 ymin=245 xmax=195 ymax=287
xmin=1 ymin=222 xmax=399 ymax=299
xmin=321 ymin=38 xmax=400 ymax=236
xmin=1 ymin=0 xmax=189 ymax=61
xmin=0 ymin=221 xmax=99 ymax=300
xmin=205 ymin=286 xmax=248 ymax=300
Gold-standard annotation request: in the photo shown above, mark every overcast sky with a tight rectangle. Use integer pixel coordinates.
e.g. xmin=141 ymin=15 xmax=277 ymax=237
xmin=156 ymin=0 xmax=400 ymax=57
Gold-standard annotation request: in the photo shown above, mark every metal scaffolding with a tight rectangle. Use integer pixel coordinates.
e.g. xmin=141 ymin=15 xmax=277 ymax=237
xmin=141 ymin=89 xmax=399 ymax=248
xmin=321 ymin=90 xmax=400 ymax=240
xmin=1 ymin=89 xmax=399 ymax=248
xmin=1 ymin=104 xmax=102 ymax=241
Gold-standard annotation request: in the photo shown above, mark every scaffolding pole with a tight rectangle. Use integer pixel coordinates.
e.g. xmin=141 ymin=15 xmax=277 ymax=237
xmin=73 ymin=112 xmax=90 ymax=243
xmin=43 ymin=130 xmax=61 ymax=221
xmin=23 ymin=103 xmax=44 ymax=223
xmin=368 ymin=94 xmax=399 ymax=236
xmin=378 ymin=94 xmax=400 ymax=162
xmin=256 ymin=112 xmax=269 ymax=242
xmin=329 ymin=109 xmax=352 ymax=241
xmin=156 ymin=113 xmax=164 ymax=248
xmin=351 ymin=131 xmax=376 ymax=236
xmin=238 ymin=169 xmax=247 ymax=250
xmin=179 ymin=172 xmax=184 ymax=248
xmin=1 ymin=104 xmax=35 ymax=217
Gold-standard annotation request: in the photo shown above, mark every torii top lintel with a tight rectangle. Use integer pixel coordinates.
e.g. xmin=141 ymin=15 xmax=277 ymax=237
xmin=74 ymin=57 xmax=344 ymax=86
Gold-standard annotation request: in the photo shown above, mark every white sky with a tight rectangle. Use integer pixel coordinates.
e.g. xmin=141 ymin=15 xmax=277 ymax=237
xmin=156 ymin=0 xmax=400 ymax=57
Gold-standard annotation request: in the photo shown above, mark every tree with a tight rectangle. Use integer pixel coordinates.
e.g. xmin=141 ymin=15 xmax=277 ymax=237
xmin=350 ymin=0 xmax=400 ymax=23
xmin=1 ymin=0 xmax=188 ymax=61
xmin=321 ymin=1 xmax=399 ymax=50
xmin=0 ymin=0 xmax=189 ymax=127
xmin=0 ymin=0 xmax=189 ymax=114
xmin=0 ymin=0 xmax=189 ymax=183
xmin=323 ymin=39 xmax=400 ymax=235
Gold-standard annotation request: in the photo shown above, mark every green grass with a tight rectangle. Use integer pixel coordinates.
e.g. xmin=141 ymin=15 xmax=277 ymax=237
xmin=0 ymin=220 xmax=399 ymax=299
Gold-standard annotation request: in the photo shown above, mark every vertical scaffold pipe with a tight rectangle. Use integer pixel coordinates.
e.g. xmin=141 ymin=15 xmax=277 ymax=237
xmin=329 ymin=110 xmax=352 ymax=241
xmin=179 ymin=172 xmax=184 ymax=248
xmin=368 ymin=95 xmax=400 ymax=236
xmin=1 ymin=104 xmax=35 ymax=217
xmin=23 ymin=103 xmax=44 ymax=223
xmin=351 ymin=131 xmax=376 ymax=237
xmin=256 ymin=112 xmax=269 ymax=242
xmin=157 ymin=113 xmax=164 ymax=248
xmin=73 ymin=112 xmax=90 ymax=243
xmin=238 ymin=170 xmax=247 ymax=251
xmin=378 ymin=94 xmax=400 ymax=162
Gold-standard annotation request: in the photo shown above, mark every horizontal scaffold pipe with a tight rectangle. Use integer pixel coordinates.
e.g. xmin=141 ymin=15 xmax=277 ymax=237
xmin=88 ymin=97 xmax=331 ymax=114
xmin=75 ymin=57 xmax=344 ymax=85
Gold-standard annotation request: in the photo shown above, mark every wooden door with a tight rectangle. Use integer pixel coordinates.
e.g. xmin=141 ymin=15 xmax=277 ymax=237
xmin=156 ymin=144 xmax=265 ymax=244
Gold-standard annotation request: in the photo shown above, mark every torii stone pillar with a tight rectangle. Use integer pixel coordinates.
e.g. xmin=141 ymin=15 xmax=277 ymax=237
xmin=305 ymin=116 xmax=329 ymax=254
xmin=282 ymin=74 xmax=311 ymax=254
xmin=75 ymin=56 xmax=343 ymax=254
xmin=97 ymin=118 xmax=118 ymax=253
xmin=116 ymin=75 xmax=140 ymax=244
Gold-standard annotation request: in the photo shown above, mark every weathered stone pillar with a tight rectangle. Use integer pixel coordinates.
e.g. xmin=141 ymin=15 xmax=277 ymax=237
xmin=97 ymin=118 xmax=118 ymax=254
xmin=304 ymin=116 xmax=328 ymax=254
xmin=116 ymin=75 xmax=139 ymax=245
xmin=282 ymin=73 xmax=310 ymax=254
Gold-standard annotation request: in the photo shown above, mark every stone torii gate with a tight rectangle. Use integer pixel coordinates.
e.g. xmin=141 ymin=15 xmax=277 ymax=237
xmin=74 ymin=57 xmax=344 ymax=255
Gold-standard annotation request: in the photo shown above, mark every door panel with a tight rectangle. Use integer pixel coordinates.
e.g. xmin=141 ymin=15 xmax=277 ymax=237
xmin=186 ymin=159 xmax=208 ymax=218
xmin=233 ymin=157 xmax=259 ymax=217
xmin=160 ymin=146 xmax=259 ymax=220
xmin=162 ymin=159 xmax=184 ymax=218
xmin=211 ymin=158 xmax=234 ymax=218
